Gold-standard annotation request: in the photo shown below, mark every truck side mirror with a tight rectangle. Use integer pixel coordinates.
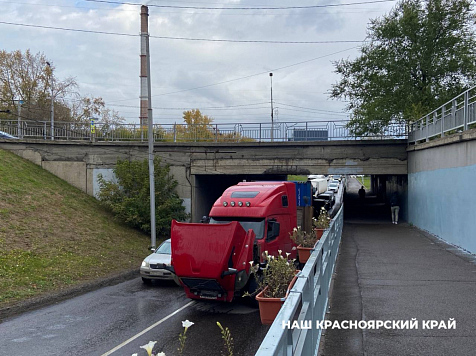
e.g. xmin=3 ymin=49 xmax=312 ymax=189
xmin=266 ymin=220 xmax=280 ymax=241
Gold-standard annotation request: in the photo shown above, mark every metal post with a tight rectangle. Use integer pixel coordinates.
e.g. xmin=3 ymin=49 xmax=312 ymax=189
xmin=43 ymin=122 xmax=47 ymax=139
xmin=270 ymin=73 xmax=274 ymax=142
xmin=464 ymin=91 xmax=469 ymax=131
xmin=451 ymin=99 xmax=456 ymax=128
xmin=215 ymin=123 xmax=218 ymax=142
xmin=441 ymin=106 xmax=445 ymax=137
xmin=425 ymin=115 xmax=429 ymax=142
xmin=142 ymin=6 xmax=156 ymax=250
xmin=306 ymin=122 xmax=308 ymax=141
xmin=259 ymin=123 xmax=262 ymax=142
xmin=17 ymin=100 xmax=22 ymax=138
xmin=173 ymin=122 xmax=177 ymax=142
xmin=46 ymin=62 xmax=55 ymax=141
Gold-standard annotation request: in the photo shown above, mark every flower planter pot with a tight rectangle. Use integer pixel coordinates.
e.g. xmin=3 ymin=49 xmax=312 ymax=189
xmin=315 ymin=228 xmax=325 ymax=240
xmin=297 ymin=245 xmax=313 ymax=263
xmin=255 ymin=275 xmax=299 ymax=325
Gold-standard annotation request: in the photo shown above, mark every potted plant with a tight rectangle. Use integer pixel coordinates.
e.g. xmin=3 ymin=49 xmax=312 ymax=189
xmin=313 ymin=207 xmax=330 ymax=239
xmin=254 ymin=251 xmax=298 ymax=325
xmin=289 ymin=226 xmax=316 ymax=263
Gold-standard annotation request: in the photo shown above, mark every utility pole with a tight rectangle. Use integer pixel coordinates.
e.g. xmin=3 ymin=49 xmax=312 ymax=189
xmin=17 ymin=100 xmax=22 ymax=138
xmin=270 ymin=73 xmax=274 ymax=142
xmin=46 ymin=62 xmax=54 ymax=140
xmin=141 ymin=5 xmax=156 ymax=250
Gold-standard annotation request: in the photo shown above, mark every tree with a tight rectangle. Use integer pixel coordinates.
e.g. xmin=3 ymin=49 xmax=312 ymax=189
xmin=170 ymin=109 xmax=255 ymax=142
xmin=97 ymin=157 xmax=188 ymax=236
xmin=330 ymin=0 xmax=476 ymax=135
xmin=0 ymin=49 xmax=123 ymax=125
xmin=0 ymin=49 xmax=77 ymax=122
xmin=175 ymin=109 xmax=215 ymax=141
xmin=70 ymin=96 xmax=125 ymax=125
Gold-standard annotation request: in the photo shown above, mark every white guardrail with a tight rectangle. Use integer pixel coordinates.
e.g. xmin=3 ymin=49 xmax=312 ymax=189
xmin=408 ymin=86 xmax=476 ymax=144
xmin=256 ymin=204 xmax=344 ymax=356
xmin=0 ymin=119 xmax=407 ymax=142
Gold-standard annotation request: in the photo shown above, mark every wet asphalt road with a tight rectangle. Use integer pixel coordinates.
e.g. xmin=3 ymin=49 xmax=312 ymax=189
xmin=0 ymin=278 xmax=269 ymax=356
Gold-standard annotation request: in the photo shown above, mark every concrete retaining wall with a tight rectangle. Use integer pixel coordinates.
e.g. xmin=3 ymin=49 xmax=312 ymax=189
xmin=407 ymin=129 xmax=476 ymax=254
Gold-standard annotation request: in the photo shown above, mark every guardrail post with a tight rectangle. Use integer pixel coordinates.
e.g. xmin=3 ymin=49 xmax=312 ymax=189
xmin=259 ymin=123 xmax=262 ymax=142
xmin=464 ymin=91 xmax=469 ymax=131
xmin=441 ymin=106 xmax=445 ymax=137
xmin=305 ymin=122 xmax=308 ymax=142
xmin=451 ymin=99 xmax=456 ymax=128
xmin=43 ymin=122 xmax=47 ymax=140
xmin=173 ymin=123 xmax=177 ymax=142
xmin=215 ymin=124 xmax=218 ymax=142
xmin=425 ymin=115 xmax=429 ymax=142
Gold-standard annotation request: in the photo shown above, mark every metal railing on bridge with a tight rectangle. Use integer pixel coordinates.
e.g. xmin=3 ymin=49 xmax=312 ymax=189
xmin=0 ymin=119 xmax=407 ymax=143
xmin=408 ymin=86 xmax=476 ymax=144
xmin=256 ymin=204 xmax=344 ymax=356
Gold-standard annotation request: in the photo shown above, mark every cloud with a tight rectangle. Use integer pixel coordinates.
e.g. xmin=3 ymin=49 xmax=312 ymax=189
xmin=0 ymin=0 xmax=396 ymax=124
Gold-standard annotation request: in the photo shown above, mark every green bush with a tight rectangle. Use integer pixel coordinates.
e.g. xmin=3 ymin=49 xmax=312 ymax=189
xmin=97 ymin=157 xmax=189 ymax=237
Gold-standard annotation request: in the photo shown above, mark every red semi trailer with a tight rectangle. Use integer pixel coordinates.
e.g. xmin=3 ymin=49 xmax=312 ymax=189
xmin=169 ymin=181 xmax=302 ymax=302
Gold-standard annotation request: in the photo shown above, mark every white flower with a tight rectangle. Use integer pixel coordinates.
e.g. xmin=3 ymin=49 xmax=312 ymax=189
xmin=278 ymin=250 xmax=282 ymax=255
xmin=292 ymin=246 xmax=297 ymax=251
xmin=249 ymin=261 xmax=254 ymax=267
xmin=264 ymin=250 xmax=269 ymax=256
xmin=140 ymin=341 xmax=157 ymax=356
xmin=286 ymin=252 xmax=290 ymax=258
xmin=157 ymin=353 xmax=166 ymax=356
xmin=182 ymin=320 xmax=194 ymax=329
xmin=132 ymin=354 xmax=138 ymax=356
xmin=293 ymin=227 xmax=297 ymax=232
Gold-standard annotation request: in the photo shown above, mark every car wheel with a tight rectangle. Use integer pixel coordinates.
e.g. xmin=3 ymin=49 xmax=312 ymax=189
xmin=142 ymin=277 xmax=152 ymax=285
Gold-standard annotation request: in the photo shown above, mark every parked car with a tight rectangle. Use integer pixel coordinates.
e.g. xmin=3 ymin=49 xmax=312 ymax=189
xmin=0 ymin=130 xmax=17 ymax=139
xmin=328 ymin=182 xmax=339 ymax=192
xmin=314 ymin=191 xmax=335 ymax=211
xmin=140 ymin=239 xmax=180 ymax=285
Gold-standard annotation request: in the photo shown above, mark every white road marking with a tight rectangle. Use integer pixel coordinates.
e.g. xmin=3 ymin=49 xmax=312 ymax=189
xmin=101 ymin=301 xmax=195 ymax=356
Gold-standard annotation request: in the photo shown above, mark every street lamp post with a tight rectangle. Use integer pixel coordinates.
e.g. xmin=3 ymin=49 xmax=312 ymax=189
xmin=270 ymin=73 xmax=274 ymax=142
xmin=46 ymin=62 xmax=54 ymax=140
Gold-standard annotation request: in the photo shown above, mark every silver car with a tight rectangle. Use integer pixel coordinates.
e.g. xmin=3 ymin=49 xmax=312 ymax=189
xmin=140 ymin=239 xmax=180 ymax=285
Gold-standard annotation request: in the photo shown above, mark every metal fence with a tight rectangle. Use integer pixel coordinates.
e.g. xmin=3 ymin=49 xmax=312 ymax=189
xmin=256 ymin=203 xmax=344 ymax=356
xmin=0 ymin=119 xmax=407 ymax=142
xmin=408 ymin=86 xmax=476 ymax=144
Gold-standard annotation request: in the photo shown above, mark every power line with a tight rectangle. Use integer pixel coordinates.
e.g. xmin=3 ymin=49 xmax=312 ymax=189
xmin=275 ymin=102 xmax=348 ymax=115
xmin=108 ymin=45 xmax=361 ymax=104
xmin=0 ymin=21 xmax=363 ymax=44
xmin=85 ymin=0 xmax=397 ymax=10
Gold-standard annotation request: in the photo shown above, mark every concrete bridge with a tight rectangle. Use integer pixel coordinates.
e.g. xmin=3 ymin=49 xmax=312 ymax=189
xmin=0 ymin=138 xmax=407 ymax=221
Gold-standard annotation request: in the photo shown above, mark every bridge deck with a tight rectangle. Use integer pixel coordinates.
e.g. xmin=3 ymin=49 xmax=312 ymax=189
xmin=320 ymin=217 xmax=476 ymax=355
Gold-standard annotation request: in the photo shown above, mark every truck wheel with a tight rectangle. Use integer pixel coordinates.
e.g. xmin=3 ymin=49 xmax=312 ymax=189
xmin=142 ymin=277 xmax=152 ymax=285
xmin=246 ymin=276 xmax=259 ymax=308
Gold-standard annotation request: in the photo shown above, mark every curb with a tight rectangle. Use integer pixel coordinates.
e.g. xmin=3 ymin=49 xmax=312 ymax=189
xmin=0 ymin=269 xmax=139 ymax=322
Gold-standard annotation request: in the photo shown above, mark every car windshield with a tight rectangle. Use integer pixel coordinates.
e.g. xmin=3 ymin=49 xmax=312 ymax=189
xmin=209 ymin=217 xmax=265 ymax=239
xmin=155 ymin=241 xmax=171 ymax=254
xmin=318 ymin=195 xmax=330 ymax=200
xmin=329 ymin=183 xmax=338 ymax=187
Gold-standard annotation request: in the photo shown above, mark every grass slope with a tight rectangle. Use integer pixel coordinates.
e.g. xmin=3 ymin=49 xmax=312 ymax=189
xmin=0 ymin=149 xmax=150 ymax=306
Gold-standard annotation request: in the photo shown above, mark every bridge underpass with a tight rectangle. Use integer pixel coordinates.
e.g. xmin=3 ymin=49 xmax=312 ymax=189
xmin=319 ymin=178 xmax=476 ymax=356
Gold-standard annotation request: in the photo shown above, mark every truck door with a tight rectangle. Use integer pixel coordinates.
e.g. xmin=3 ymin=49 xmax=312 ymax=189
xmin=264 ymin=215 xmax=293 ymax=259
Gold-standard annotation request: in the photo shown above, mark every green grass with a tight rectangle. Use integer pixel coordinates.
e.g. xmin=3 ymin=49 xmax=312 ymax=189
xmin=287 ymin=175 xmax=308 ymax=182
xmin=0 ymin=149 xmax=153 ymax=306
xmin=357 ymin=176 xmax=371 ymax=190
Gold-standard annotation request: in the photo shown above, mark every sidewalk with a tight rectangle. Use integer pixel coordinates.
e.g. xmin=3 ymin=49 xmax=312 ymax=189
xmin=320 ymin=221 xmax=476 ymax=356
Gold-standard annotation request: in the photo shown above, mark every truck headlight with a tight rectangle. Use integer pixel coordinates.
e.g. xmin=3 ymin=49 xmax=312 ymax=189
xmin=141 ymin=261 xmax=149 ymax=268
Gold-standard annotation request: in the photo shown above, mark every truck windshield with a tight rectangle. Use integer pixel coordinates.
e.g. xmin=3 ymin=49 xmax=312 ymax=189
xmin=209 ymin=217 xmax=265 ymax=239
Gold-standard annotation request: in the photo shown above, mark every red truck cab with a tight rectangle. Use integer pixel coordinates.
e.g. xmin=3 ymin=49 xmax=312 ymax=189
xmin=170 ymin=181 xmax=298 ymax=302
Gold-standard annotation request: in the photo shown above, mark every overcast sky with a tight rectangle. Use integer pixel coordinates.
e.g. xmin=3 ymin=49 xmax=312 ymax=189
xmin=0 ymin=0 xmax=397 ymax=125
